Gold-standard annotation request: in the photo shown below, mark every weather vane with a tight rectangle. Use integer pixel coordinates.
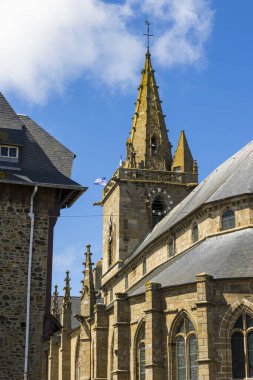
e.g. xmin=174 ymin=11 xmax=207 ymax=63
xmin=143 ymin=20 xmax=154 ymax=52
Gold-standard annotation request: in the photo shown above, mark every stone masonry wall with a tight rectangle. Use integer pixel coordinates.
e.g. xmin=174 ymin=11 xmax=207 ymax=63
xmin=0 ymin=183 xmax=58 ymax=380
xmin=88 ymin=277 xmax=253 ymax=380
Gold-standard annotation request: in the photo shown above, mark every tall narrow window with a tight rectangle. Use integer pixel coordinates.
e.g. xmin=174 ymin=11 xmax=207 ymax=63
xmin=108 ymin=216 xmax=113 ymax=266
xmin=169 ymin=237 xmax=175 ymax=257
xmin=152 ymin=196 xmax=164 ymax=227
xmin=231 ymin=312 xmax=253 ymax=379
xmin=110 ymin=288 xmax=113 ymax=303
xmin=136 ymin=323 xmax=145 ymax=380
xmin=151 ymin=135 xmax=157 ymax=155
xmin=125 ymin=274 xmax=129 ymax=290
xmin=222 ymin=210 xmax=235 ymax=230
xmin=143 ymin=259 xmax=147 ymax=275
xmin=175 ymin=316 xmax=198 ymax=380
xmin=192 ymin=224 xmax=199 ymax=243
xmin=139 ymin=343 xmax=145 ymax=380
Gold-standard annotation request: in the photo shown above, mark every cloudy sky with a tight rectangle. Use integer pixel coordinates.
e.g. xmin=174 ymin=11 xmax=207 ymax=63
xmin=1 ymin=0 xmax=253 ymax=294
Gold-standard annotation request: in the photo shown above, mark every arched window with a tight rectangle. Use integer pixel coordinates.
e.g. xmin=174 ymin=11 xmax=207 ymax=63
xmin=222 ymin=209 xmax=235 ymax=230
xmin=192 ymin=224 xmax=199 ymax=243
xmin=231 ymin=312 xmax=253 ymax=379
xmin=169 ymin=237 xmax=175 ymax=257
xmin=152 ymin=196 xmax=164 ymax=227
xmin=136 ymin=322 xmax=145 ymax=380
xmin=175 ymin=316 xmax=198 ymax=380
xmin=151 ymin=135 xmax=157 ymax=155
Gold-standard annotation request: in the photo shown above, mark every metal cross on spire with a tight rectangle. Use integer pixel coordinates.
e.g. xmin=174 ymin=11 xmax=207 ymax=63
xmin=143 ymin=20 xmax=154 ymax=52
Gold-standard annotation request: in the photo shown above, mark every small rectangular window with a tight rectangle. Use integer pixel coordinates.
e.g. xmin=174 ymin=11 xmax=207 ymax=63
xmin=143 ymin=259 xmax=147 ymax=275
xmin=110 ymin=288 xmax=113 ymax=303
xmin=125 ymin=274 xmax=128 ymax=290
xmin=0 ymin=145 xmax=18 ymax=159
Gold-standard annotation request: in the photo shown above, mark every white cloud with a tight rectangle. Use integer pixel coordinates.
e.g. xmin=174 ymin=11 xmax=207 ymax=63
xmin=0 ymin=0 xmax=214 ymax=104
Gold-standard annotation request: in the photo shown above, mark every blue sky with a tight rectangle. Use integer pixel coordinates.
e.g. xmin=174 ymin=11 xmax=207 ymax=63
xmin=1 ymin=0 xmax=253 ymax=295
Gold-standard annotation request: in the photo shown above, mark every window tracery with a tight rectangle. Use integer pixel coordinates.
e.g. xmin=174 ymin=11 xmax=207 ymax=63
xmin=231 ymin=312 xmax=253 ymax=379
xmin=174 ymin=316 xmax=198 ymax=380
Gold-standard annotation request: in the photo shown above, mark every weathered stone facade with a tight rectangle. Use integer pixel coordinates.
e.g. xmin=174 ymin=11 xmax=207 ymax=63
xmin=0 ymin=184 xmax=59 ymax=379
xmin=47 ymin=51 xmax=253 ymax=380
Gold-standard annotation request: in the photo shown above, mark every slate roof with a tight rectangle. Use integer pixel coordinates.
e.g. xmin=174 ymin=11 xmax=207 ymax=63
xmin=128 ymin=228 xmax=253 ymax=297
xmin=0 ymin=93 xmax=24 ymax=129
xmin=56 ymin=296 xmax=81 ymax=330
xmin=126 ymin=141 xmax=253 ymax=263
xmin=0 ymin=93 xmax=86 ymax=206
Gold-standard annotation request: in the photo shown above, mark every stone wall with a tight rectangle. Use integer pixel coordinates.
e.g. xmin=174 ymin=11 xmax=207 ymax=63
xmin=0 ymin=183 xmax=59 ymax=379
xmin=87 ymin=276 xmax=253 ymax=380
xmin=102 ymin=179 xmax=193 ymax=285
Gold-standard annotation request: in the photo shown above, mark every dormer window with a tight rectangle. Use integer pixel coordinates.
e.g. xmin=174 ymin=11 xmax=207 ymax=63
xmin=0 ymin=145 xmax=18 ymax=159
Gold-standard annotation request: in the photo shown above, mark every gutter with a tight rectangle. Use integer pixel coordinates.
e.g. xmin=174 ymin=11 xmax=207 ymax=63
xmin=24 ymin=185 xmax=38 ymax=380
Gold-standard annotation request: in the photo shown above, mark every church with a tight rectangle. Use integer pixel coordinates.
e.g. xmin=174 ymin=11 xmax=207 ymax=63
xmin=46 ymin=47 xmax=253 ymax=380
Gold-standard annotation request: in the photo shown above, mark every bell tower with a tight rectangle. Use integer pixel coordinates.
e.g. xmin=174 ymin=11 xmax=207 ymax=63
xmin=100 ymin=32 xmax=198 ymax=284
xmin=124 ymin=50 xmax=172 ymax=171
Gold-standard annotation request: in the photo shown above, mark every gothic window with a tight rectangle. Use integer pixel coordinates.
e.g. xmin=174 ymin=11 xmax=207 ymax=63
xmin=175 ymin=316 xmax=198 ymax=380
xmin=192 ymin=224 xmax=199 ymax=243
xmin=169 ymin=237 xmax=175 ymax=257
xmin=152 ymin=196 xmax=164 ymax=227
xmin=222 ymin=209 xmax=235 ymax=230
xmin=136 ymin=322 xmax=145 ymax=380
xmin=151 ymin=135 xmax=157 ymax=155
xmin=231 ymin=312 xmax=253 ymax=379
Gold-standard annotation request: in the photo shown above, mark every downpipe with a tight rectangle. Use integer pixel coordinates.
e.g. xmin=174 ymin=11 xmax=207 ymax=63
xmin=24 ymin=185 xmax=38 ymax=380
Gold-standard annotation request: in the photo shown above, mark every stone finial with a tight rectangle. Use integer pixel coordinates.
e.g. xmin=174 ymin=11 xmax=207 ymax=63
xmin=61 ymin=271 xmax=72 ymax=329
xmin=63 ymin=270 xmax=71 ymax=306
xmin=193 ymin=160 xmax=198 ymax=174
xmin=52 ymin=284 xmax=60 ymax=319
xmin=81 ymin=244 xmax=96 ymax=318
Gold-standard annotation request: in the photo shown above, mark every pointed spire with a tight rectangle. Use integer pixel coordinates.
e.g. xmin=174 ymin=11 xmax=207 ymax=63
xmin=61 ymin=271 xmax=72 ymax=329
xmin=52 ymin=284 xmax=60 ymax=320
xmin=172 ymin=130 xmax=195 ymax=173
xmin=63 ymin=270 xmax=71 ymax=305
xmin=124 ymin=51 xmax=172 ymax=171
xmin=80 ymin=244 xmax=96 ymax=317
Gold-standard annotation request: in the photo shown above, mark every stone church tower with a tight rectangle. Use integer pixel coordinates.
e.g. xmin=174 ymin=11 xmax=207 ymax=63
xmin=101 ymin=50 xmax=198 ymax=281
